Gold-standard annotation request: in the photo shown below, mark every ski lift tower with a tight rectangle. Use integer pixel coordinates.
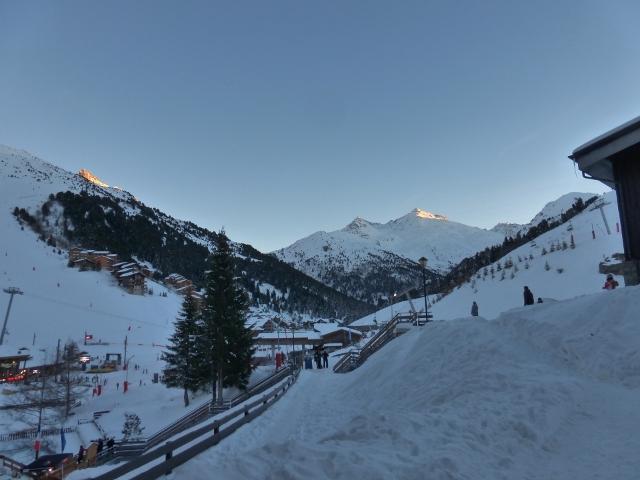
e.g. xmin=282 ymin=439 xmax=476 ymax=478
xmin=569 ymin=116 xmax=640 ymax=285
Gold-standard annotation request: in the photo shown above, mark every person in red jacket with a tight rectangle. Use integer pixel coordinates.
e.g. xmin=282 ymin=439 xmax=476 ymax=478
xmin=603 ymin=274 xmax=619 ymax=290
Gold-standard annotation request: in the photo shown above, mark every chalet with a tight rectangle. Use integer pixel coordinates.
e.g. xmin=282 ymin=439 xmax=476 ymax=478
xmin=314 ymin=323 xmax=363 ymax=347
xmin=73 ymin=257 xmax=96 ymax=271
xmin=570 ymin=116 xmax=640 ymax=285
xmin=117 ymin=269 xmax=145 ymax=294
xmin=69 ymin=248 xmax=119 ymax=271
xmin=254 ymin=330 xmax=323 ymax=348
xmin=165 ymin=273 xmax=193 ymax=291
xmin=90 ymin=253 xmax=119 ymax=271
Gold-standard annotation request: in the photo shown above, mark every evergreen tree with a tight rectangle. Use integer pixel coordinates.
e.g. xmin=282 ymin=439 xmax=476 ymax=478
xmin=200 ymin=230 xmax=254 ymax=406
xmin=162 ymin=292 xmax=202 ymax=407
xmin=122 ymin=413 xmax=145 ymax=440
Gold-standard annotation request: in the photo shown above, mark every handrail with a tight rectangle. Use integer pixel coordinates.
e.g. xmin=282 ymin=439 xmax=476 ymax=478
xmin=334 ymin=313 xmax=405 ymax=373
xmin=98 ymin=366 xmax=293 ymax=461
xmin=89 ymin=368 xmax=300 ymax=480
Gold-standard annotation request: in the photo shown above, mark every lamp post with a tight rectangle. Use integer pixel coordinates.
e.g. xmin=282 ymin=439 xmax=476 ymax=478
xmin=389 ymin=292 xmax=397 ymax=322
xmin=418 ymin=257 xmax=429 ymax=324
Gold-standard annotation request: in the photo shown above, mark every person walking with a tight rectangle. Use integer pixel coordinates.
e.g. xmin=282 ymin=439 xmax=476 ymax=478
xmin=97 ymin=438 xmax=104 ymax=455
xmin=77 ymin=445 xmax=85 ymax=464
xmin=471 ymin=301 xmax=479 ymax=317
xmin=603 ymin=274 xmax=619 ymax=290
xmin=523 ymin=286 xmax=535 ymax=306
xmin=314 ymin=349 xmax=322 ymax=369
xmin=322 ymin=349 xmax=329 ymax=368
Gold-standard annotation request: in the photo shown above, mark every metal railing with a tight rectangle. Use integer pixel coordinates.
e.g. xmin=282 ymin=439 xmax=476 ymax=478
xmin=88 ymin=369 xmax=300 ymax=480
xmin=0 ymin=425 xmax=77 ymax=442
xmin=99 ymin=365 xmax=293 ymax=461
xmin=334 ymin=312 xmax=431 ymax=373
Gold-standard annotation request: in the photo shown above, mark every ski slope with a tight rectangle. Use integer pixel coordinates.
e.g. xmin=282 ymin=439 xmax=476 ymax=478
xmin=352 ymin=191 xmax=622 ymax=327
xmin=171 ymin=286 xmax=640 ymax=480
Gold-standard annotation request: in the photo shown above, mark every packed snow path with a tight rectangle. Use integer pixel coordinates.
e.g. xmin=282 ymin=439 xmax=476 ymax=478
xmin=173 ymin=287 xmax=640 ymax=480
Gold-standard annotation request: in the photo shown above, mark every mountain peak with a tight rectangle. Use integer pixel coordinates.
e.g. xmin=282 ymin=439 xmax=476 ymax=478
xmin=343 ymin=216 xmax=372 ymax=232
xmin=411 ymin=208 xmax=447 ymax=221
xmin=78 ymin=168 xmax=109 ymax=188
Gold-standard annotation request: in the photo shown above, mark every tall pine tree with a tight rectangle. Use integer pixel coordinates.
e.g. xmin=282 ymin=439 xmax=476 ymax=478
xmin=199 ymin=230 xmax=254 ymax=406
xmin=162 ymin=291 xmax=201 ymax=407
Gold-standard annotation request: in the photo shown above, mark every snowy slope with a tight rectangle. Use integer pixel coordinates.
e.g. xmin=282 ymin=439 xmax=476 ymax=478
xmin=170 ymin=286 xmax=640 ymax=480
xmin=352 ymin=191 xmax=622 ymax=327
xmin=491 ymin=192 xmax=597 ymax=238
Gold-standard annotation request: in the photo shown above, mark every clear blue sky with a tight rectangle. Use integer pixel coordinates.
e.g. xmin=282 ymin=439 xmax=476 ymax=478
xmin=1 ymin=1 xmax=639 ymax=252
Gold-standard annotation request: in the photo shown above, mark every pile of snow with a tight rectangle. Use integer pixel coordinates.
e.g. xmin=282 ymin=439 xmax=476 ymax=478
xmin=173 ymin=286 xmax=640 ymax=479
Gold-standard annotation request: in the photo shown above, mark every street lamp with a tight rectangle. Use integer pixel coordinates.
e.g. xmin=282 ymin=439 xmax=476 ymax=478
xmin=418 ymin=257 xmax=429 ymax=324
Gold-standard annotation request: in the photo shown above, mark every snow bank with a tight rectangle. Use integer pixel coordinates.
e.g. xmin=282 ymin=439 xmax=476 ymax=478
xmin=174 ymin=286 xmax=640 ymax=479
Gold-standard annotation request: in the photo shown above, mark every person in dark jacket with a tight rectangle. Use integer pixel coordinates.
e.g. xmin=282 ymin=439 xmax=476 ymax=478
xmin=106 ymin=437 xmax=115 ymax=454
xmin=97 ymin=438 xmax=104 ymax=454
xmin=77 ymin=445 xmax=85 ymax=464
xmin=322 ymin=349 xmax=329 ymax=368
xmin=471 ymin=301 xmax=479 ymax=316
xmin=523 ymin=286 xmax=535 ymax=306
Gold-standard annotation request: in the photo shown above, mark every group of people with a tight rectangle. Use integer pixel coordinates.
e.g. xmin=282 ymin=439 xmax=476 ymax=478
xmin=312 ymin=347 xmax=329 ymax=369
xmin=76 ymin=437 xmax=116 ymax=465
xmin=470 ymin=274 xmax=619 ymax=317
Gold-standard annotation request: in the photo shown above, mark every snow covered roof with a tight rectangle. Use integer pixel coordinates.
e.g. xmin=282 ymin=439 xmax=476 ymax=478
xmin=570 ymin=116 xmax=640 ymax=187
xmin=256 ymin=330 xmax=321 ymax=340
xmin=313 ymin=323 xmax=361 ymax=337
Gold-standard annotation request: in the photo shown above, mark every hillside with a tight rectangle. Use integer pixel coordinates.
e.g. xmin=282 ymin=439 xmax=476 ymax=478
xmin=0 ymin=145 xmax=372 ymax=320
xmin=172 ymin=286 xmax=640 ymax=480
xmin=274 ymin=194 xmax=596 ymax=305
xmin=352 ymin=191 xmax=622 ymax=327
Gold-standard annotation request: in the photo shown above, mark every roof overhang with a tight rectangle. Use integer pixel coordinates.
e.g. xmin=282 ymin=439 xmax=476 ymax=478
xmin=569 ymin=115 xmax=640 ymax=188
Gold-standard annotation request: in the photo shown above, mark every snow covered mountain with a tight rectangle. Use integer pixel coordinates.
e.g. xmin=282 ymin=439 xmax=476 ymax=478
xmin=490 ymin=192 xmax=598 ymax=238
xmin=273 ymin=194 xmax=597 ymax=305
xmin=0 ymin=145 xmax=371 ymax=320
xmin=352 ymin=190 xmax=622 ymax=327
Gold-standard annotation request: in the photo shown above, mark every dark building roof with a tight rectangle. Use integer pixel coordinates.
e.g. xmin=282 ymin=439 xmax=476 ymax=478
xmin=26 ymin=453 xmax=73 ymax=471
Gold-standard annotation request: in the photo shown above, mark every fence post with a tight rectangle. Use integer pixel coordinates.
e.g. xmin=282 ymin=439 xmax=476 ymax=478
xmin=244 ymin=406 xmax=249 ymax=417
xmin=263 ymin=395 xmax=268 ymax=406
xmin=164 ymin=446 xmax=173 ymax=476
xmin=213 ymin=421 xmax=219 ymax=435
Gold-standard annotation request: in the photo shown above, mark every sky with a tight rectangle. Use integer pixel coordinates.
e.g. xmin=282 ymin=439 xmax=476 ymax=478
xmin=1 ymin=0 xmax=639 ymax=252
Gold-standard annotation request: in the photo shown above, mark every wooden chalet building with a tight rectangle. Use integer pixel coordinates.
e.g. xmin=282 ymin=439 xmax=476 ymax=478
xmin=68 ymin=248 xmax=119 ymax=271
xmin=570 ymin=116 xmax=640 ymax=285
xmin=164 ymin=273 xmax=193 ymax=291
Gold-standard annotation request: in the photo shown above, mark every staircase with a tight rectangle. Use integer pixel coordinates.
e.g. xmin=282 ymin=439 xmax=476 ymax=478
xmin=334 ymin=312 xmax=433 ymax=373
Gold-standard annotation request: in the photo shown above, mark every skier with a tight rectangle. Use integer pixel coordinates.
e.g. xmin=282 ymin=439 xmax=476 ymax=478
xmin=603 ymin=274 xmax=619 ymax=290
xmin=322 ymin=349 xmax=329 ymax=368
xmin=523 ymin=286 xmax=535 ymax=306
xmin=471 ymin=301 xmax=479 ymax=317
